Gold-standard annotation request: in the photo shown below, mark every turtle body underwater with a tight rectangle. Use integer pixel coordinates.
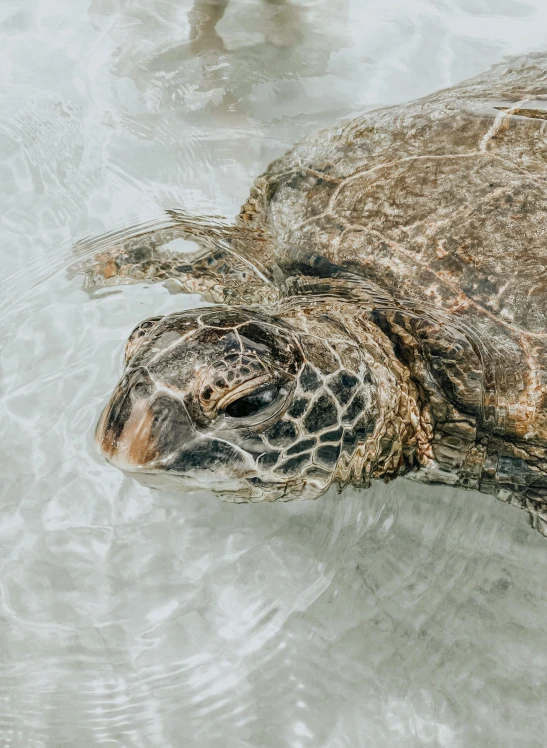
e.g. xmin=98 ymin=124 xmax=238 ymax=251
xmin=83 ymin=53 xmax=547 ymax=533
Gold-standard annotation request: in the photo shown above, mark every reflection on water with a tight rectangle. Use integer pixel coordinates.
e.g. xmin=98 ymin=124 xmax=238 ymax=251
xmin=1 ymin=0 xmax=547 ymax=745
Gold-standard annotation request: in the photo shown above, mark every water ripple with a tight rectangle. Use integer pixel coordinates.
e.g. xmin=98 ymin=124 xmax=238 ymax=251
xmin=2 ymin=0 xmax=547 ymax=745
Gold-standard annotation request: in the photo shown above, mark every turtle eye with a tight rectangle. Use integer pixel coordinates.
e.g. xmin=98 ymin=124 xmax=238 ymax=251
xmin=225 ymin=384 xmax=280 ymax=418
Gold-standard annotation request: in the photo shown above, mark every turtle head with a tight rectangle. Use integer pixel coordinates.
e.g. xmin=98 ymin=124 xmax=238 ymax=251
xmin=95 ymin=306 xmax=378 ymax=501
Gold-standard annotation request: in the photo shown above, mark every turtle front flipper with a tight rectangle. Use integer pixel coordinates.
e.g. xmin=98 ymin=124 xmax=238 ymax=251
xmin=69 ymin=211 xmax=279 ymax=305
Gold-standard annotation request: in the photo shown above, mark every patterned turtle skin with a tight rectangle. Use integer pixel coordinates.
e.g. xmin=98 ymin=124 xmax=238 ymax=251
xmin=84 ymin=53 xmax=547 ymax=533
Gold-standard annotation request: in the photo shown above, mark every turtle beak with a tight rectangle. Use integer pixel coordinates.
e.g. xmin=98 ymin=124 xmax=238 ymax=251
xmin=95 ymin=372 xmax=256 ymax=492
xmin=95 ymin=372 xmax=194 ymax=472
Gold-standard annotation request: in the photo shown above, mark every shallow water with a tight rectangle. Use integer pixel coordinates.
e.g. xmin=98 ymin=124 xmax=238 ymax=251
xmin=2 ymin=0 xmax=547 ymax=745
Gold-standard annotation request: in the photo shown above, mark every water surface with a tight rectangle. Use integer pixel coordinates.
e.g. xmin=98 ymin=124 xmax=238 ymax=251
xmin=2 ymin=0 xmax=547 ymax=745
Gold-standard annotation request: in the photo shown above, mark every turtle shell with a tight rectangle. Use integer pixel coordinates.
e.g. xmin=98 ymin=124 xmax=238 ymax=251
xmin=244 ymin=53 xmax=547 ymax=332
xmin=240 ymin=53 xmax=547 ymax=447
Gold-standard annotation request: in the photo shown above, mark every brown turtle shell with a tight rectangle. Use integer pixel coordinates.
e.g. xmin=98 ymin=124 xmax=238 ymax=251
xmin=241 ymin=54 xmax=547 ymax=443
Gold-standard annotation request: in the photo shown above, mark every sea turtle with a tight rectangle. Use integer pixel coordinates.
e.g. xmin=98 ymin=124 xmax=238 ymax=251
xmin=82 ymin=53 xmax=547 ymax=533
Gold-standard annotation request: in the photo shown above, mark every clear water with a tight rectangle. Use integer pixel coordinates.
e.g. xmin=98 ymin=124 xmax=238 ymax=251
xmin=2 ymin=1 xmax=547 ymax=745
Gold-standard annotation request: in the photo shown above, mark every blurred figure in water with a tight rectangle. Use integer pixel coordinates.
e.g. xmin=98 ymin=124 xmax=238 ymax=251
xmin=87 ymin=0 xmax=351 ymax=205
xmin=189 ymin=0 xmax=304 ymax=55
xmin=186 ymin=0 xmax=310 ymax=115
xmin=89 ymin=0 xmax=351 ymax=119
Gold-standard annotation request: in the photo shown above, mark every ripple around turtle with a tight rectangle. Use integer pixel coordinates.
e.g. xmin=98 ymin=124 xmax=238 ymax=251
xmin=2 ymin=0 xmax=547 ymax=745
